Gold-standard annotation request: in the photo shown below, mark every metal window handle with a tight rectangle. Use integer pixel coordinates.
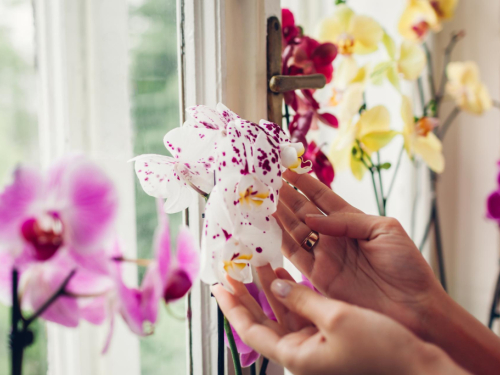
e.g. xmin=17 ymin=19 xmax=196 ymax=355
xmin=266 ymin=16 xmax=327 ymax=125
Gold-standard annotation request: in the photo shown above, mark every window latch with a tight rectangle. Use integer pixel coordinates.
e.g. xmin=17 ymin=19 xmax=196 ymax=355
xmin=266 ymin=16 xmax=327 ymax=125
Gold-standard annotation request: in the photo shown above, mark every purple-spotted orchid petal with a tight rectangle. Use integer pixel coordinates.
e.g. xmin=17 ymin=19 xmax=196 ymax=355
xmin=133 ymin=126 xmax=216 ymax=214
xmin=201 ymin=187 xmax=282 ymax=291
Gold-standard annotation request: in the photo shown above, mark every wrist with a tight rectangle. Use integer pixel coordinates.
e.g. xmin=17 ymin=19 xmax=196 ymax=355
xmin=412 ymin=285 xmax=451 ymax=341
xmin=409 ymin=342 xmax=469 ymax=375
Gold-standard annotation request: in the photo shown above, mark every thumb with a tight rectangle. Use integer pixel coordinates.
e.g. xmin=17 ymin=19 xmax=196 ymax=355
xmin=270 ymin=279 xmax=343 ymax=329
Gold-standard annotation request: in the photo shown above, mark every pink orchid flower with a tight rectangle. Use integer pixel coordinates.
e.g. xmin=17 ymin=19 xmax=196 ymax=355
xmin=0 ymin=156 xmax=117 ymax=327
xmin=111 ymin=214 xmax=199 ymax=340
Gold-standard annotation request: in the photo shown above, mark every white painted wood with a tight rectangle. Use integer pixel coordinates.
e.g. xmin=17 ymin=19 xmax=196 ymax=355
xmin=180 ymin=0 xmax=281 ymax=373
xmin=36 ymin=0 xmax=141 ymax=374
xmin=436 ymin=1 xmax=500 ymax=324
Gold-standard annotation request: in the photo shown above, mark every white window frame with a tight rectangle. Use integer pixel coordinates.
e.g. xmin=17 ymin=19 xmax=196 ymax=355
xmin=35 ymin=0 xmax=282 ymax=374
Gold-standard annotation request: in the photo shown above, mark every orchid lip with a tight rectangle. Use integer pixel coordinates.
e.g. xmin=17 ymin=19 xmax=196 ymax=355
xmin=21 ymin=213 xmax=64 ymax=261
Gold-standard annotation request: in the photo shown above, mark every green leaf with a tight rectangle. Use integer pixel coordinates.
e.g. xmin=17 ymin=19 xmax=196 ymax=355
xmin=382 ymin=31 xmax=396 ymax=60
xmin=335 ymin=0 xmax=347 ymax=4
xmin=379 ymin=162 xmax=392 ymax=170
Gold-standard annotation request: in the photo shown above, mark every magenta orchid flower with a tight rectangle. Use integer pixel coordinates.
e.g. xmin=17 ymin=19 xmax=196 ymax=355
xmin=0 ymin=156 xmax=117 ymax=327
xmin=133 ymin=125 xmax=216 ymax=213
xmin=304 ymin=141 xmax=335 ymax=187
xmin=282 ymin=8 xmax=301 ymax=47
xmin=286 ymin=36 xmax=337 ymax=84
xmin=106 ymin=214 xmax=199 ymax=350
xmin=486 ymin=162 xmax=500 ymax=224
xmin=224 ymin=283 xmax=272 ymax=367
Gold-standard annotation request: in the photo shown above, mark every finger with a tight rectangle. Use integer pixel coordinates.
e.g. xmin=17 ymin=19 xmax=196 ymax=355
xmin=211 ymin=284 xmax=284 ymax=361
xmin=277 ymin=217 xmax=314 ymax=275
xmin=280 ymin=182 xmax=322 ymax=221
xmin=283 ymin=170 xmax=361 ymax=214
xmin=256 ymin=264 xmax=288 ymax=325
xmin=226 ymin=276 xmax=269 ymax=323
xmin=305 ymin=212 xmax=386 ymax=240
xmin=270 ymin=279 xmax=345 ymax=330
xmin=275 ymin=267 xmax=296 ymax=282
xmin=276 ymin=201 xmax=312 ymax=245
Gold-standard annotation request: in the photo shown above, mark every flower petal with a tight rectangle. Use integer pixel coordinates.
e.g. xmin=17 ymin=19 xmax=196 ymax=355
xmin=318 ymin=5 xmax=354 ymax=43
xmin=163 ymin=226 xmax=199 ymax=303
xmin=350 ymin=15 xmax=383 ymax=54
xmin=398 ymin=41 xmax=426 ymax=80
xmin=58 ymin=159 xmax=118 ymax=251
xmin=414 ymin=133 xmax=445 ymax=173
xmin=357 ymin=105 xmax=391 ymax=136
xmin=0 ymin=166 xmax=42 ymax=241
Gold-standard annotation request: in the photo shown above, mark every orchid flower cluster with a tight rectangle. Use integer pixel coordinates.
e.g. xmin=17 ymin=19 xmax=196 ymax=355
xmin=281 ymin=1 xmax=494 ymax=220
xmin=133 ymin=103 xmax=311 ymax=291
xmin=281 ymin=8 xmax=337 ymax=187
xmin=0 ymin=156 xmax=199 ymax=353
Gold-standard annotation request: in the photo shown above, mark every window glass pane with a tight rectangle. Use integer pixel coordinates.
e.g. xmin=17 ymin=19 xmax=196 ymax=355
xmin=0 ymin=0 xmax=47 ymax=373
xmin=128 ymin=0 xmax=186 ymax=373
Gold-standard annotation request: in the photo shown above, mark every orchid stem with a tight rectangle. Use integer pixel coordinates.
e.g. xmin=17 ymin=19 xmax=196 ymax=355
xmin=438 ymin=107 xmax=460 ymax=140
xmin=284 ymin=104 xmax=291 ymax=130
xmin=259 ymin=358 xmax=269 ymax=375
xmin=224 ymin=316 xmax=242 ymax=375
xmin=417 ymin=77 xmax=426 ymax=115
xmin=356 ymin=141 xmax=383 ymax=216
xmin=112 ymin=256 xmax=152 ymax=267
xmin=377 ymin=152 xmax=386 ymax=216
xmin=436 ymin=31 xmax=464 ymax=115
xmin=423 ymin=41 xmax=436 ymax=99
xmin=385 ymin=146 xmax=404 ymax=204
xmin=24 ymin=270 xmax=76 ymax=327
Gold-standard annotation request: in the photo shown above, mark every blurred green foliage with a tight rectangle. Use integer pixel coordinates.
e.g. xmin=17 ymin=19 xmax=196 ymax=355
xmin=129 ymin=0 xmax=188 ymax=373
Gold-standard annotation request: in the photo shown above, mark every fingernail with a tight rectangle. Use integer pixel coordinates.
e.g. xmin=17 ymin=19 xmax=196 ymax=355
xmin=271 ymin=279 xmax=292 ymax=298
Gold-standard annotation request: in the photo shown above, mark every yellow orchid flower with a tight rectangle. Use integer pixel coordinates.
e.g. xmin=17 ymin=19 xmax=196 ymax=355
xmin=430 ymin=0 xmax=458 ymax=21
xmin=445 ymin=61 xmax=492 ymax=115
xmin=329 ymin=57 xmax=369 ymax=123
xmin=372 ymin=36 xmax=426 ymax=90
xmin=401 ymin=96 xmax=444 ymax=173
xmin=329 ymin=105 xmax=398 ymax=180
xmin=318 ymin=4 xmax=383 ymax=55
xmin=398 ymin=0 xmax=440 ymax=42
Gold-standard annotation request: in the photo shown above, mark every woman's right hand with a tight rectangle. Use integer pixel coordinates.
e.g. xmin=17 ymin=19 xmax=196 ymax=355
xmin=213 ymin=268 xmax=467 ymax=375
xmin=276 ymin=170 xmax=444 ymax=338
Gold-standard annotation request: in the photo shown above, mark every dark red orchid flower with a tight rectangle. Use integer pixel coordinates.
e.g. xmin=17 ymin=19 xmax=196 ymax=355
xmin=282 ymin=8 xmax=301 ymax=46
xmin=286 ymin=89 xmax=337 ymax=130
xmin=286 ymin=36 xmax=337 ymax=83
xmin=303 ymin=141 xmax=335 ymax=188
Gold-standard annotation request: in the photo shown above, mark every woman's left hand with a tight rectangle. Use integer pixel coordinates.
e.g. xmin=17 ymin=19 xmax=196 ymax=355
xmin=212 ymin=265 xmax=468 ymax=375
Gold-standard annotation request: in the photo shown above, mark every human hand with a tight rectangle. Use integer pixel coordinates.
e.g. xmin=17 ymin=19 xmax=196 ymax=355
xmin=275 ymin=170 xmax=444 ymax=338
xmin=212 ymin=266 xmax=466 ymax=375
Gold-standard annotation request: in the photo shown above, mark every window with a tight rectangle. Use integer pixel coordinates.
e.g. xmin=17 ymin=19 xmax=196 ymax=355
xmin=0 ymin=1 xmax=47 ymax=373
xmin=2 ymin=0 xmax=283 ymax=373
xmin=128 ymin=0 xmax=187 ymax=373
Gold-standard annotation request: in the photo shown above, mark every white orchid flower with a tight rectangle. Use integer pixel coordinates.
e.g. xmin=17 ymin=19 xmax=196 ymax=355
xmin=133 ymin=126 xmax=215 ymax=213
xmin=200 ymin=186 xmax=282 ymax=292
